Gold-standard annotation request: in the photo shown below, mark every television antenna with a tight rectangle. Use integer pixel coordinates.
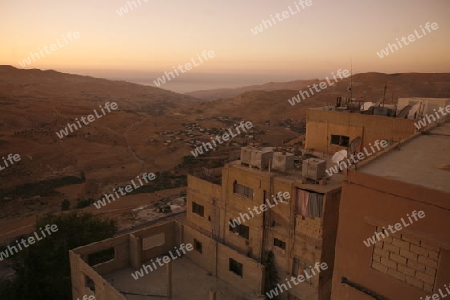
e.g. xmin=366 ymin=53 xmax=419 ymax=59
xmin=347 ymin=136 xmax=362 ymax=157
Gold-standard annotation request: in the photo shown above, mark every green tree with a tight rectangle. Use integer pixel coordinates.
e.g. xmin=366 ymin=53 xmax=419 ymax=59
xmin=80 ymin=171 xmax=86 ymax=181
xmin=263 ymin=250 xmax=279 ymax=299
xmin=61 ymin=199 xmax=70 ymax=211
xmin=0 ymin=212 xmax=117 ymax=300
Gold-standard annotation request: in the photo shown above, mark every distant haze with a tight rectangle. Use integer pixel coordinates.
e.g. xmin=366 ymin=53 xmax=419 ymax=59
xmin=59 ymin=69 xmax=310 ymax=93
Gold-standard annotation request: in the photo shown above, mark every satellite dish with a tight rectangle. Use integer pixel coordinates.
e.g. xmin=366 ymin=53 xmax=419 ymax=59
xmin=332 ymin=150 xmax=347 ymax=164
xmin=408 ymin=102 xmax=421 ymax=119
xmin=347 ymin=136 xmax=362 ymax=155
xmin=397 ymin=105 xmax=412 ymax=118
xmin=362 ymin=102 xmax=373 ymax=111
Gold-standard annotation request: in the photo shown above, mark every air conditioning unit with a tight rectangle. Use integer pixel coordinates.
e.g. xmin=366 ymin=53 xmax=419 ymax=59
xmin=272 ymin=152 xmax=295 ymax=172
xmin=240 ymin=147 xmax=253 ymax=165
xmin=250 ymin=149 xmax=273 ymax=170
xmin=302 ymin=158 xmax=326 ymax=181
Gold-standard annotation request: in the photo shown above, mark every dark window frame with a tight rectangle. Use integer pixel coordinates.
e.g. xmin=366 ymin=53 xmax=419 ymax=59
xmin=194 ymin=239 xmax=202 ymax=253
xmin=274 ymin=238 xmax=286 ymax=250
xmin=229 ymin=220 xmax=249 ymax=240
xmin=233 ymin=181 xmax=253 ymax=199
xmin=85 ymin=275 xmax=96 ymax=293
xmin=192 ymin=201 xmax=204 ymax=217
xmin=330 ymin=134 xmax=350 ymax=147
xmin=229 ymin=258 xmax=243 ymax=277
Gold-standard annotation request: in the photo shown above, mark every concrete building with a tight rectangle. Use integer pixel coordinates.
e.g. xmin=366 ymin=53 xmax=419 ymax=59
xmin=70 ymin=147 xmax=342 ymax=300
xmin=397 ymin=97 xmax=450 ymax=121
xmin=70 ymin=97 xmax=448 ymax=300
xmin=303 ymin=97 xmax=450 ymax=155
xmin=331 ymin=121 xmax=450 ymax=299
xmin=187 ymin=148 xmax=343 ymax=300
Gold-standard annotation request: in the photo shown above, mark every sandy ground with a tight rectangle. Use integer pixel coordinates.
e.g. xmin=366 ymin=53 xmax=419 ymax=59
xmin=0 ymin=187 xmax=186 ymax=244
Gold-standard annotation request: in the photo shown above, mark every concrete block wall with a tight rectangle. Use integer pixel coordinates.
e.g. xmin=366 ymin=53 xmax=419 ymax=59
xmin=187 ymin=175 xmax=222 ymax=234
xmin=296 ymin=216 xmax=322 ymax=239
xmin=182 ymin=224 xmax=217 ymax=274
xmin=332 ymin=170 xmax=450 ymax=300
xmin=371 ymin=227 xmax=440 ymax=293
xmin=264 ymin=178 xmax=295 ymax=277
xmin=216 ymin=243 xmax=265 ymax=296
xmin=222 ymin=164 xmax=270 ymax=260
xmin=305 ymin=109 xmax=416 ymax=154
xmin=72 ymin=235 xmax=130 ymax=276
xmin=70 ymin=251 xmax=126 ymax=300
xmin=131 ymin=221 xmax=178 ymax=263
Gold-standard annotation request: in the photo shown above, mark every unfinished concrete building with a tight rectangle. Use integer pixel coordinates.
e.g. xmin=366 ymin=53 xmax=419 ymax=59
xmin=70 ymin=146 xmax=342 ymax=300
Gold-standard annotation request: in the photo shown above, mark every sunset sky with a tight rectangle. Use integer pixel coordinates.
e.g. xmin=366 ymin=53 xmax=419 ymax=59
xmin=1 ymin=0 xmax=449 ymax=81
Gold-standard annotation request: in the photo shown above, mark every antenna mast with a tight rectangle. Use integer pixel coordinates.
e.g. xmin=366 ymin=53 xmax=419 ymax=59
xmin=350 ymin=59 xmax=353 ymax=102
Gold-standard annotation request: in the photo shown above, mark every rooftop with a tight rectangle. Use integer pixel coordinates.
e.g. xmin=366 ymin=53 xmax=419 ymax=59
xmin=104 ymin=256 xmax=245 ymax=300
xmin=360 ymin=121 xmax=450 ymax=193
xmin=230 ymin=148 xmax=343 ymax=194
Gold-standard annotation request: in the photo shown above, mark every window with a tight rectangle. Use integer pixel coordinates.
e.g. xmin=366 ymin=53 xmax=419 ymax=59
xmin=330 ymin=134 xmax=349 ymax=147
xmin=274 ymin=238 xmax=286 ymax=250
xmin=296 ymin=189 xmax=324 ymax=218
xmin=229 ymin=258 xmax=243 ymax=277
xmin=194 ymin=239 xmax=202 ymax=253
xmin=229 ymin=221 xmax=249 ymax=239
xmin=85 ymin=275 xmax=95 ymax=293
xmin=192 ymin=202 xmax=204 ymax=217
xmin=233 ymin=181 xmax=253 ymax=199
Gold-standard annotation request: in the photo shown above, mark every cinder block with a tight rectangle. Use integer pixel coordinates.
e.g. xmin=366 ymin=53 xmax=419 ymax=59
xmin=372 ymin=254 xmax=381 ymax=262
xmin=421 ymin=242 xmax=440 ymax=252
xmin=390 ymin=253 xmax=407 ymax=265
xmin=384 ymin=236 xmax=393 ymax=243
xmin=374 ymin=247 xmax=389 ymax=258
xmin=388 ymin=268 xmax=406 ymax=281
xmin=383 ymin=243 xmax=400 ymax=254
xmin=406 ymin=275 xmax=424 ymax=290
xmin=416 ymin=271 xmax=436 ymax=285
xmin=428 ymin=250 xmax=439 ymax=261
xmin=397 ymin=264 xmax=415 ymax=277
xmin=371 ymin=261 xmax=388 ymax=273
xmin=400 ymin=248 xmax=418 ymax=261
xmin=418 ymin=256 xmax=438 ymax=268
xmin=381 ymin=257 xmax=397 ymax=269
xmin=401 ymin=235 xmax=421 ymax=245
xmin=425 ymin=266 xmax=436 ymax=277
xmin=410 ymin=244 xmax=428 ymax=256
xmin=407 ymin=260 xmax=426 ymax=272
xmin=392 ymin=238 xmax=410 ymax=250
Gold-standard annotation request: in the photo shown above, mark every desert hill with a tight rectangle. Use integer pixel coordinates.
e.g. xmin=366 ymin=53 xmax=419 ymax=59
xmin=179 ymin=72 xmax=450 ymax=122
xmin=185 ymin=72 xmax=450 ymax=102
xmin=184 ymin=79 xmax=320 ymax=101
xmin=0 ymin=66 xmax=449 ymax=240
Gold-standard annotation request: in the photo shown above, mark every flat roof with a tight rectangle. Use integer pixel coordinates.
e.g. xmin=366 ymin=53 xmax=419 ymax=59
xmin=230 ymin=152 xmax=343 ymax=194
xmin=360 ymin=122 xmax=450 ymax=193
xmin=104 ymin=256 xmax=245 ymax=300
